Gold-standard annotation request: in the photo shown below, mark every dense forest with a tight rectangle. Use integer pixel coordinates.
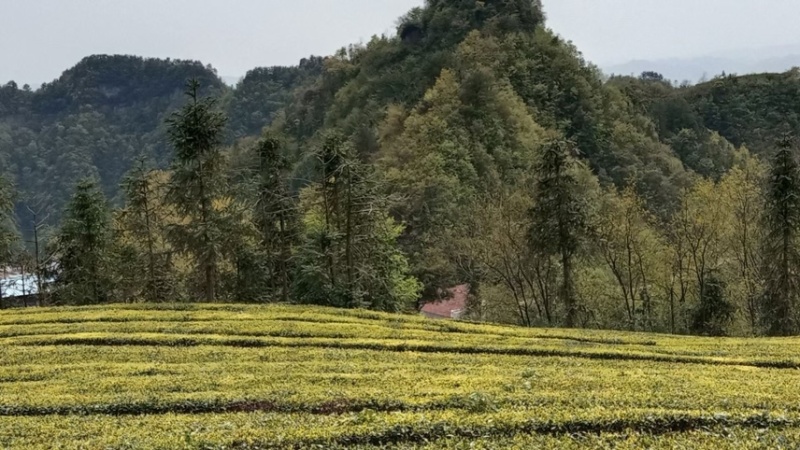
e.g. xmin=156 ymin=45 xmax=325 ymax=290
xmin=2 ymin=0 xmax=800 ymax=337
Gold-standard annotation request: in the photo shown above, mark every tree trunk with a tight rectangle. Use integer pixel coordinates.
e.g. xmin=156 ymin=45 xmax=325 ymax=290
xmin=206 ymin=257 xmax=216 ymax=302
xmin=279 ymin=213 xmax=289 ymax=303
xmin=345 ymin=167 xmax=354 ymax=291
xmin=669 ymin=283 xmax=676 ymax=334
xmin=562 ymin=250 xmax=576 ymax=328
xmin=142 ymin=176 xmax=157 ymax=302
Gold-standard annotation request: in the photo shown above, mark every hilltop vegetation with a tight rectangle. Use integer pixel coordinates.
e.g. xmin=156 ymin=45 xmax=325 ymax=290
xmin=2 ymin=1 xmax=800 ymax=337
xmin=0 ymin=56 xmax=225 ymax=217
xmin=611 ymin=69 xmax=800 ymax=157
xmin=0 ymin=55 xmax=319 ymax=226
xmin=1 ymin=304 xmax=800 ymax=448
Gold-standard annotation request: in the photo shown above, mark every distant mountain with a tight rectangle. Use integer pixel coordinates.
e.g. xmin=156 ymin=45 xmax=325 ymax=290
xmin=610 ymin=68 xmax=800 ymax=158
xmin=0 ymin=54 xmax=321 ymax=232
xmin=605 ymin=44 xmax=800 ymax=84
xmin=0 ymin=55 xmax=227 ymax=228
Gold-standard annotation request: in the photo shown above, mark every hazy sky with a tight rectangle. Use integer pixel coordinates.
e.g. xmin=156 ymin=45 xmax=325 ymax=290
xmin=3 ymin=0 xmax=800 ymax=86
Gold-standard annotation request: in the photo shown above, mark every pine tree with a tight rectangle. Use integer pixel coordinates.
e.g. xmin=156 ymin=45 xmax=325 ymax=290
xmin=691 ymin=272 xmax=735 ymax=337
xmin=0 ymin=176 xmax=19 ymax=308
xmin=119 ymin=157 xmax=175 ymax=302
xmin=762 ymin=133 xmax=800 ymax=336
xmin=295 ymin=131 xmax=421 ymax=311
xmin=254 ymin=135 xmax=295 ymax=302
xmin=56 ymin=179 xmax=113 ymax=305
xmin=529 ymin=139 xmax=587 ymax=328
xmin=166 ymin=80 xmax=227 ymax=302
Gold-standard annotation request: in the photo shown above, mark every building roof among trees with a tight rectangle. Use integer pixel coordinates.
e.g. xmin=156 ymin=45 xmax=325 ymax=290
xmin=421 ymin=285 xmax=468 ymax=319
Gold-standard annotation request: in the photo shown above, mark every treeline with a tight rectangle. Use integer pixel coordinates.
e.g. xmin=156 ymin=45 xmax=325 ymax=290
xmin=467 ymin=141 xmax=778 ymax=336
xmin=2 ymin=81 xmax=800 ymax=337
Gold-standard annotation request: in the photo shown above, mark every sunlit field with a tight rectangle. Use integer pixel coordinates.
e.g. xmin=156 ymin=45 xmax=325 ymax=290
xmin=1 ymin=304 xmax=799 ymax=449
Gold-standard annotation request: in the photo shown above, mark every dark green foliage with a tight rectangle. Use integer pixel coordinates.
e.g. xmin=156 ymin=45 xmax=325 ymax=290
xmin=0 ymin=175 xmax=20 ymax=308
xmin=228 ymin=66 xmax=316 ymax=140
xmin=295 ymin=132 xmax=362 ymax=307
xmin=55 ymin=179 xmax=114 ymax=305
xmin=222 ymin=244 xmax=269 ymax=303
xmin=166 ymin=80 xmax=228 ymax=302
xmin=691 ymin=274 xmax=735 ymax=336
xmin=492 ymin=32 xmax=690 ymax=215
xmin=609 ymin=73 xmax=737 ymax=181
xmin=253 ymin=135 xmax=296 ymax=302
xmin=118 ymin=158 xmax=176 ymax=302
xmin=667 ymin=129 xmax=736 ymax=180
xmin=0 ymin=81 xmax=33 ymax=118
xmin=686 ymin=70 xmax=800 ymax=155
xmin=502 ymin=30 xmax=607 ymax=159
xmin=281 ymin=56 xmax=347 ymax=141
xmin=294 ymin=132 xmax=420 ymax=312
xmin=0 ymin=56 xmax=226 ymax=230
xmin=613 ymin=69 xmax=800 ymax=158
xmin=761 ymin=134 xmax=800 ymax=336
xmin=283 ymin=1 xmax=545 ymax=146
xmin=608 ymin=74 xmax=693 ymax=134
xmin=529 ymin=139 xmax=587 ymax=327
xmin=416 ymin=0 xmax=544 ymax=49
xmin=33 ymin=55 xmax=222 ymax=116
xmin=0 ymin=176 xmax=18 ymax=258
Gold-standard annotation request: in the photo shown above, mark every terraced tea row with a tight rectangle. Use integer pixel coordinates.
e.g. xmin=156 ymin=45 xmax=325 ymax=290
xmin=2 ymin=409 xmax=799 ymax=449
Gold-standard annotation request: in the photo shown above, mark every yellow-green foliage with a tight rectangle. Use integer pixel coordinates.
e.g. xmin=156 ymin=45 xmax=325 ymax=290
xmin=1 ymin=304 xmax=800 ymax=449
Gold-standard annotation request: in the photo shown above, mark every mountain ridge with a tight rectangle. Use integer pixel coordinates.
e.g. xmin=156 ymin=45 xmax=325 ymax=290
xmin=605 ymin=44 xmax=800 ymax=83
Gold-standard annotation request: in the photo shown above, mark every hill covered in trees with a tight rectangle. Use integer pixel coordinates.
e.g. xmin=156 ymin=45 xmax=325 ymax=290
xmin=0 ymin=56 xmax=224 ymax=226
xmin=0 ymin=55 xmax=320 ymax=228
xmin=2 ymin=0 xmax=800 ymax=337
xmin=612 ymin=69 xmax=800 ymax=157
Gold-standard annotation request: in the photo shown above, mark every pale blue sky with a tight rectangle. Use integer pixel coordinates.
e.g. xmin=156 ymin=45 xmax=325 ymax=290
xmin=2 ymin=0 xmax=800 ymax=86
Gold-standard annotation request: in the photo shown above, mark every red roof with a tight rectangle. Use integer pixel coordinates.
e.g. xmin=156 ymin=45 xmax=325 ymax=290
xmin=421 ymin=285 xmax=468 ymax=319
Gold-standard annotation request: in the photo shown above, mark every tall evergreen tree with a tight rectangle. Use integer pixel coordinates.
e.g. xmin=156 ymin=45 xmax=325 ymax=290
xmin=529 ymin=139 xmax=587 ymax=328
xmin=166 ymin=80 xmax=227 ymax=302
xmin=0 ymin=176 xmax=19 ymax=308
xmin=56 ymin=179 xmax=113 ymax=305
xmin=254 ymin=134 xmax=295 ymax=302
xmin=295 ymin=131 xmax=421 ymax=311
xmin=119 ymin=157 xmax=175 ymax=302
xmin=691 ymin=272 xmax=735 ymax=337
xmin=762 ymin=133 xmax=800 ymax=336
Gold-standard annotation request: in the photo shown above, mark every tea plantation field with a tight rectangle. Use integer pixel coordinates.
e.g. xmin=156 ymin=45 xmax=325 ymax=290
xmin=1 ymin=304 xmax=800 ymax=449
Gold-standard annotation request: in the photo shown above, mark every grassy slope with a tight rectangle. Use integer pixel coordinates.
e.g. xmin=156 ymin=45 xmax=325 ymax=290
xmin=1 ymin=304 xmax=799 ymax=449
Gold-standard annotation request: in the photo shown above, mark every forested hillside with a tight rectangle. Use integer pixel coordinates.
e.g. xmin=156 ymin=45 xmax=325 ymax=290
xmin=0 ymin=56 xmax=225 ymax=225
xmin=612 ymin=69 xmax=800 ymax=157
xmin=2 ymin=0 xmax=800 ymax=337
xmin=0 ymin=55 xmax=318 ymax=228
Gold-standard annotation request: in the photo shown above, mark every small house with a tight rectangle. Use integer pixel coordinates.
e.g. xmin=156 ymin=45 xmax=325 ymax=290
xmin=420 ymin=285 xmax=468 ymax=320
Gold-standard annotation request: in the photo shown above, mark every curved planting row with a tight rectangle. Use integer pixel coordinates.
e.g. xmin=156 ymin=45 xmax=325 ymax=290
xmin=11 ymin=333 xmax=800 ymax=369
xmin=1 ymin=410 xmax=798 ymax=449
